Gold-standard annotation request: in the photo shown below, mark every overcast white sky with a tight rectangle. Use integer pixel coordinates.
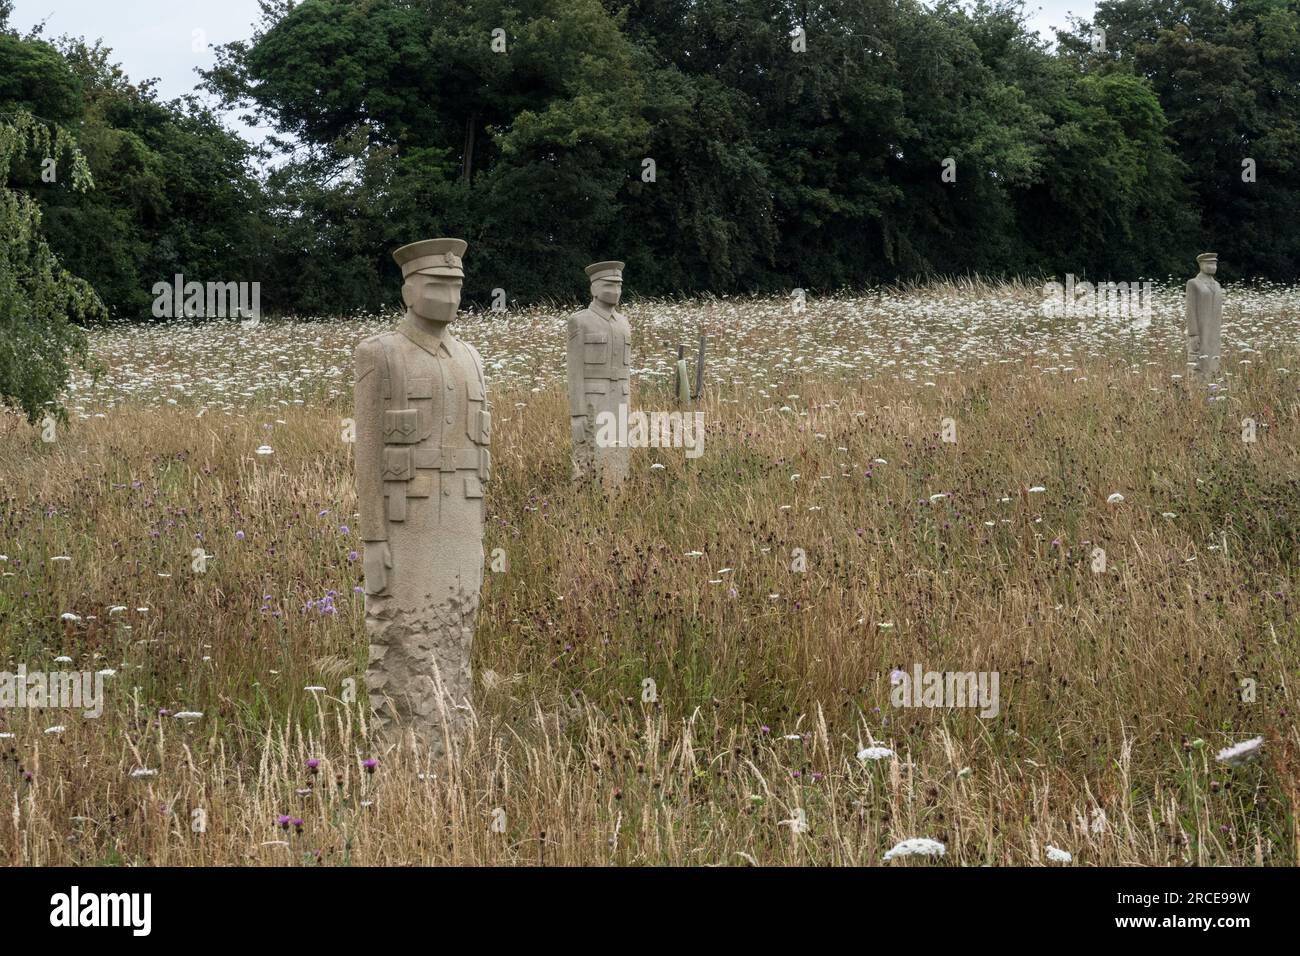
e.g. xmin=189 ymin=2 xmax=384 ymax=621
xmin=10 ymin=0 xmax=1099 ymax=142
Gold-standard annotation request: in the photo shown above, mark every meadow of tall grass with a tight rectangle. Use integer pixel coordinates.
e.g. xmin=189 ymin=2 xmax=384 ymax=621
xmin=1 ymin=283 xmax=1296 ymax=865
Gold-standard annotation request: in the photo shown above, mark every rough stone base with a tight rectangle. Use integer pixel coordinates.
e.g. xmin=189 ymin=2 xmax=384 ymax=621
xmin=365 ymin=588 xmax=478 ymax=756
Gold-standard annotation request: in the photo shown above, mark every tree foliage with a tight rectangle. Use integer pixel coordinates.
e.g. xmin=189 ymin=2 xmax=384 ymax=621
xmin=0 ymin=108 xmax=103 ymax=423
xmin=3 ymin=0 xmax=1297 ymax=324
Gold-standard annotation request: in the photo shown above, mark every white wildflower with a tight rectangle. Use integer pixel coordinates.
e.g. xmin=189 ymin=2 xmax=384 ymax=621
xmin=857 ymin=746 xmax=895 ymax=761
xmin=883 ymin=837 xmax=946 ymax=861
xmin=1215 ymin=736 xmax=1264 ymax=768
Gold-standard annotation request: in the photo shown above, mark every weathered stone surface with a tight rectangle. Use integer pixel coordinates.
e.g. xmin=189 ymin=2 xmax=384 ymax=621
xmin=354 ymin=238 xmax=489 ymax=753
xmin=568 ymin=260 xmax=632 ymax=488
xmin=1186 ymin=252 xmax=1223 ymax=384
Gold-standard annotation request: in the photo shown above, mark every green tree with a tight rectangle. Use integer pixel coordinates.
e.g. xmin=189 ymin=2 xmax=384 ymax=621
xmin=0 ymin=109 xmax=104 ymax=423
xmin=205 ymin=0 xmax=653 ymax=308
xmin=1060 ymin=0 xmax=1300 ymax=280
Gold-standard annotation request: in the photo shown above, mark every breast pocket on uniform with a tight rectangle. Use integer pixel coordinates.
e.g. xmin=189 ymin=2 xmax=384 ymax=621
xmin=584 ymin=333 xmax=609 ymax=365
xmin=407 ymin=377 xmax=435 ymax=399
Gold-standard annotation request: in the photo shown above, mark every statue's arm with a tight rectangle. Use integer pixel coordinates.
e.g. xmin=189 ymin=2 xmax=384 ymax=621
xmin=567 ymin=314 xmax=586 ymax=417
xmin=1185 ymin=280 xmax=1200 ymax=337
xmin=354 ymin=339 xmax=387 ymax=542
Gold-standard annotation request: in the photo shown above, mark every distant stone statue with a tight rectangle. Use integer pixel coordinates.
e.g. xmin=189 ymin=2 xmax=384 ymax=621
xmin=1186 ymin=253 xmax=1223 ymax=383
xmin=353 ymin=238 xmax=490 ymax=751
xmin=567 ymin=260 xmax=632 ymax=487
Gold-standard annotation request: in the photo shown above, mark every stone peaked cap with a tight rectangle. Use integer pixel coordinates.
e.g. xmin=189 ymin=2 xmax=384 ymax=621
xmin=394 ymin=238 xmax=467 ymax=278
xmin=1196 ymin=252 xmax=1218 ymax=264
xmin=585 ymin=260 xmax=625 ymax=282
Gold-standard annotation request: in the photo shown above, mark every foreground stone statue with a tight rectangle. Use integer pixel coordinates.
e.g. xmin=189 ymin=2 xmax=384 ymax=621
xmin=568 ymin=260 xmax=632 ymax=487
xmin=354 ymin=238 xmax=490 ymax=751
xmin=1186 ymin=253 xmax=1223 ymax=383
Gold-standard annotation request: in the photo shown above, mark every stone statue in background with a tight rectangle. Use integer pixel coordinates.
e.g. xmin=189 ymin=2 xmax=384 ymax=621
xmin=1186 ymin=253 xmax=1223 ymax=384
xmin=353 ymin=238 xmax=490 ymax=752
xmin=567 ymin=260 xmax=632 ymax=487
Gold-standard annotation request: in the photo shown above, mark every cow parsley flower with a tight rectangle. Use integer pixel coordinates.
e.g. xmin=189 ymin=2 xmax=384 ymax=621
xmin=857 ymin=746 xmax=895 ymax=761
xmin=883 ymin=837 xmax=946 ymax=860
xmin=1215 ymin=736 xmax=1264 ymax=768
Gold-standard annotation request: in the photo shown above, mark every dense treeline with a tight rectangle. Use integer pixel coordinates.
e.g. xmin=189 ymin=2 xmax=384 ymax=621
xmin=2 ymin=0 xmax=1298 ymax=319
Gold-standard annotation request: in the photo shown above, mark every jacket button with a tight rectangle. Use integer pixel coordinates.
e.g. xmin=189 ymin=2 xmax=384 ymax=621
xmin=445 ymin=417 xmax=453 ymax=424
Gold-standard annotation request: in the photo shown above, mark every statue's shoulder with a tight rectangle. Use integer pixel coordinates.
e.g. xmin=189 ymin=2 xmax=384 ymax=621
xmin=568 ymin=307 xmax=595 ymax=333
xmin=357 ymin=328 xmax=399 ymax=354
xmin=354 ymin=330 xmax=395 ymax=385
xmin=462 ymin=337 xmax=484 ymax=369
xmin=444 ymin=331 xmax=484 ymax=375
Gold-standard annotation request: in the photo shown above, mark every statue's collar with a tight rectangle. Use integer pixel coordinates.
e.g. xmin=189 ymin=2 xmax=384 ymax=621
xmin=399 ymin=315 xmax=453 ymax=357
xmin=591 ymin=300 xmax=620 ymax=321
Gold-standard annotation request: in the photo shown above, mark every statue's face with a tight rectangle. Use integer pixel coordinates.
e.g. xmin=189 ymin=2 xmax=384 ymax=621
xmin=1200 ymin=260 xmax=1217 ymax=277
xmin=592 ymin=277 xmax=622 ymax=308
xmin=403 ymin=274 xmax=461 ymax=323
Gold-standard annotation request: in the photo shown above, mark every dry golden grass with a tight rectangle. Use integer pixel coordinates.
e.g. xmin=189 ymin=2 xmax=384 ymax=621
xmin=1 ymin=290 xmax=1298 ymax=866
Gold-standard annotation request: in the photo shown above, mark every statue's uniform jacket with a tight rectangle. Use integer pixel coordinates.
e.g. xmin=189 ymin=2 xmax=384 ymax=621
xmin=353 ymin=315 xmax=490 ymax=729
xmin=1185 ymin=274 xmax=1223 ymax=378
xmin=567 ymin=305 xmax=631 ymax=479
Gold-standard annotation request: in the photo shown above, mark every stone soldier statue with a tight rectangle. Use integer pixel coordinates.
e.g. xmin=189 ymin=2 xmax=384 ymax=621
xmin=353 ymin=238 xmax=490 ymax=750
xmin=1186 ymin=252 xmax=1223 ymax=384
xmin=567 ymin=260 xmax=632 ymax=487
